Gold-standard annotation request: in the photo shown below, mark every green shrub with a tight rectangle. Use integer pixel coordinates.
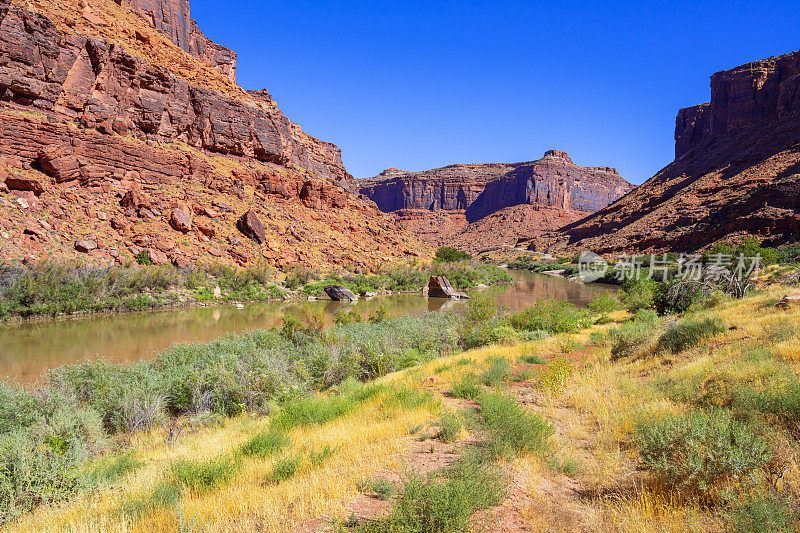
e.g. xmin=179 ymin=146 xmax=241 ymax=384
xmin=480 ymin=357 xmax=510 ymax=386
xmin=509 ymin=300 xmax=591 ymax=334
xmin=356 ymin=478 xmax=396 ymax=500
xmin=587 ymin=294 xmax=622 ymax=314
xmin=437 ymin=412 xmax=462 ymax=443
xmin=609 ymin=310 xmax=660 ymax=360
xmin=450 ymin=374 xmax=480 ymax=401
xmin=357 ymin=453 xmax=504 ymax=532
xmin=736 ymin=378 xmax=800 ymax=426
xmin=635 ymin=410 xmax=770 ymax=494
xmin=435 ymin=247 xmax=472 ymax=262
xmin=171 ymin=455 xmax=240 ymax=493
xmin=653 ymin=280 xmax=712 ymax=315
xmin=89 ymin=451 xmax=143 ymax=484
xmin=728 ymin=491 xmax=798 ymax=532
xmin=777 ymin=243 xmax=800 ymax=265
xmin=519 ymin=353 xmax=546 ymax=365
xmin=0 ymin=385 xmax=105 ymax=524
xmin=239 ymin=430 xmax=290 ymax=458
xmin=465 ymin=295 xmax=497 ymax=323
xmin=118 ymin=481 xmax=181 ymax=520
xmin=620 ymin=276 xmax=658 ymax=312
xmin=657 ymin=316 xmax=726 ymax=353
xmin=266 ymin=456 xmax=299 ymax=484
xmin=477 ymin=391 xmax=553 ymax=459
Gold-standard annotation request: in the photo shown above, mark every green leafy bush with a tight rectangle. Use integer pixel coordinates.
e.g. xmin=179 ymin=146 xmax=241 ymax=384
xmin=437 ymin=412 xmax=462 ymax=443
xmin=728 ymin=491 xmax=798 ymax=533
xmin=450 ymin=374 xmax=480 ymax=401
xmin=587 ymin=294 xmax=622 ymax=314
xmin=657 ymin=316 xmax=726 ymax=353
xmin=509 ymin=300 xmax=591 ymax=334
xmin=239 ymin=430 xmax=290 ymax=458
xmin=480 ymin=357 xmax=511 ymax=386
xmin=620 ymin=276 xmax=658 ymax=313
xmin=171 ymin=455 xmax=240 ymax=493
xmin=0 ymin=385 xmax=105 ymax=524
xmin=435 ymin=247 xmax=472 ymax=262
xmin=357 ymin=453 xmax=504 ymax=532
xmin=266 ymin=456 xmax=299 ymax=484
xmin=477 ymin=391 xmax=553 ymax=459
xmin=635 ymin=410 xmax=770 ymax=494
xmin=608 ymin=310 xmax=660 ymax=360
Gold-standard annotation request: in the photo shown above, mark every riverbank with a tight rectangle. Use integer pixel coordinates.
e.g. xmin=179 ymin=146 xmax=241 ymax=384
xmin=0 ymin=292 xmax=599 ymax=526
xmin=0 ymin=260 xmax=511 ymax=323
xmin=5 ymin=280 xmax=800 ymax=531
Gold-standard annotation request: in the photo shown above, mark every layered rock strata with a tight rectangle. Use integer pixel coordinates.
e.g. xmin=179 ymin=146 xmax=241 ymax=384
xmin=0 ymin=0 xmax=430 ymax=269
xmin=360 ymin=150 xmax=634 ymax=252
xmin=529 ymin=50 xmax=800 ymax=254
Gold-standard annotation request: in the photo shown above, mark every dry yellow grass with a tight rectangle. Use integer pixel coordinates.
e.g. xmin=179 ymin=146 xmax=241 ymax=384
xmin=10 ymin=387 xmax=435 ymax=532
xmin=10 ymin=286 xmax=800 ymax=532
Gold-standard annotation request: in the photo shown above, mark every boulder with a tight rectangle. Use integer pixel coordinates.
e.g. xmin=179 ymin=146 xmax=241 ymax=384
xmin=236 ymin=209 xmax=266 ymax=244
xmin=169 ymin=207 xmax=193 ymax=233
xmin=172 ymin=255 xmax=192 ymax=269
xmin=37 ymin=145 xmax=81 ymax=183
xmin=121 ymin=188 xmax=142 ymax=209
xmin=428 ymin=276 xmax=469 ymax=299
xmin=776 ymin=289 xmax=800 ymax=310
xmin=324 ymin=285 xmax=359 ymax=302
xmin=6 ymin=175 xmax=44 ymax=196
xmin=147 ymin=248 xmax=169 ymax=264
xmin=74 ymin=239 xmax=97 ymax=253
xmin=195 ymin=218 xmax=216 ymax=237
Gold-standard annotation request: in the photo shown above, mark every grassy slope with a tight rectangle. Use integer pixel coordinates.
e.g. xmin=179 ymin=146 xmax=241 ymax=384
xmin=9 ymin=287 xmax=800 ymax=532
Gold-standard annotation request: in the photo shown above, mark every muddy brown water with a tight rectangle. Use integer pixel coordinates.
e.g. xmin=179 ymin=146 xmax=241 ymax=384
xmin=0 ymin=270 xmax=615 ymax=384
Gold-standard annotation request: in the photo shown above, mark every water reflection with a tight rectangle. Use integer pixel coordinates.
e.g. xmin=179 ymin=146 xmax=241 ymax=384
xmin=0 ymin=270 xmax=614 ymax=383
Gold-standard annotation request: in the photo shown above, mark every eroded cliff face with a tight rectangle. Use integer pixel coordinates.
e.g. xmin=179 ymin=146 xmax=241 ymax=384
xmin=0 ymin=0 xmax=430 ymax=269
xmin=125 ymin=0 xmax=237 ymax=82
xmin=361 ymin=150 xmax=631 ymax=219
xmin=675 ymin=50 xmax=800 ymax=159
xmin=359 ymin=150 xmax=634 ymax=252
xmin=464 ymin=150 xmax=633 ymax=223
xmin=531 ymin=50 xmax=800 ymax=255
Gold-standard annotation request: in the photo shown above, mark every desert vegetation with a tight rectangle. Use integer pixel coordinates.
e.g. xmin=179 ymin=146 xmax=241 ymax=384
xmin=2 ymin=266 xmax=800 ymax=531
xmin=0 ymin=259 xmax=510 ymax=320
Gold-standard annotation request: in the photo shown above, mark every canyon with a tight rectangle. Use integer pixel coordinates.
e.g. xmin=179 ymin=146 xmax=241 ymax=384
xmin=0 ymin=0 xmax=429 ymax=271
xmin=528 ymin=49 xmax=800 ymax=255
xmin=359 ymin=150 xmax=635 ymax=253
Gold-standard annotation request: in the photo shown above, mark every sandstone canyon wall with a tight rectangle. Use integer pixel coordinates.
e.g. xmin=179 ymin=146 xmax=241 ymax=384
xmin=0 ymin=0 xmax=429 ymax=270
xmin=359 ymin=150 xmax=634 ymax=252
xmin=124 ymin=0 xmax=238 ymax=83
xmin=533 ymin=49 xmax=800 ymax=255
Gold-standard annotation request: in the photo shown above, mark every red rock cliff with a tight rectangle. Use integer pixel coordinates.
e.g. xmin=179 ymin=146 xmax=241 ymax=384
xmin=675 ymin=49 xmax=800 ymax=159
xmin=359 ymin=150 xmax=634 ymax=223
xmin=124 ymin=0 xmax=237 ymax=83
xmin=536 ymin=50 xmax=800 ymax=254
xmin=0 ymin=0 xmax=429 ymax=269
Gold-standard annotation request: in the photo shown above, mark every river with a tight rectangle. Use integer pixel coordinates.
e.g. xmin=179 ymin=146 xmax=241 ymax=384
xmin=0 ymin=270 xmax=614 ymax=383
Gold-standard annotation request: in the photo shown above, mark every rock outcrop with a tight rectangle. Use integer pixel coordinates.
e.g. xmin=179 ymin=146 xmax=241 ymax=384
xmin=0 ymin=0 xmax=431 ymax=270
xmin=0 ymin=0 xmax=348 ymax=182
xmin=360 ymin=151 xmax=634 ymax=252
xmin=530 ymin=49 xmax=800 ymax=255
xmin=124 ymin=0 xmax=238 ymax=82
xmin=676 ymin=51 xmax=800 ymax=159
xmin=464 ymin=150 xmax=633 ymax=223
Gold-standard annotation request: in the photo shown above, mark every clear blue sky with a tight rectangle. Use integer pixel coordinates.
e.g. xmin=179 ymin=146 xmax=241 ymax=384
xmin=191 ymin=0 xmax=800 ymax=184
